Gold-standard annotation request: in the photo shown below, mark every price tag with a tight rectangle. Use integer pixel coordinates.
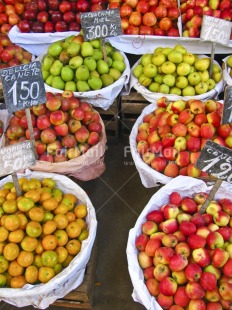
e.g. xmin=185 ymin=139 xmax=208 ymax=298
xmin=0 ymin=61 xmax=46 ymax=114
xmin=195 ymin=140 xmax=232 ymax=183
xmin=80 ymin=9 xmax=122 ymax=41
xmin=0 ymin=140 xmax=36 ymax=177
xmin=222 ymin=85 xmax=232 ymax=125
xmin=200 ymin=15 xmax=232 ymax=45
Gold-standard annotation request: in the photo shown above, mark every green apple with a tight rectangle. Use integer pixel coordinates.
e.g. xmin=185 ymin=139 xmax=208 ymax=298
xmin=152 ymin=53 xmax=166 ymax=66
xmin=195 ymin=82 xmax=209 ymax=94
xmin=188 ymin=72 xmax=201 ymax=86
xmin=109 ymin=68 xmax=121 ymax=81
xmin=50 ymin=60 xmax=63 ymax=76
xmin=42 ymin=69 xmax=49 ymax=81
xmin=101 ymin=73 xmax=114 ymax=87
xmin=194 ymin=58 xmax=210 ymax=71
xmin=90 ymin=70 xmax=100 ymax=78
xmin=112 ymin=60 xmax=126 ymax=73
xmin=92 ymin=49 xmax=104 ymax=61
xmin=133 ymin=64 xmax=143 ymax=78
xmin=189 ymin=66 xmax=195 ymax=73
xmin=175 ymin=76 xmax=188 ymax=89
xmin=67 ymin=42 xmax=81 ymax=57
xmin=105 ymin=43 xmax=114 ymax=55
xmin=182 ymin=86 xmax=195 ymax=96
xmin=162 ymin=47 xmax=172 ymax=56
xmin=76 ymin=80 xmax=90 ymax=92
xmin=170 ymin=87 xmax=181 ymax=95
xmin=107 ymin=57 xmax=113 ymax=67
xmin=88 ymin=76 xmax=103 ymax=90
xmin=83 ymin=57 xmax=97 ymax=71
xmin=157 ymin=66 xmax=163 ymax=74
xmin=140 ymin=53 xmax=152 ymax=66
xmin=168 ymin=50 xmax=183 ymax=64
xmin=212 ymin=71 xmax=222 ymax=83
xmin=149 ymin=82 xmax=160 ymax=92
xmin=111 ymin=51 xmax=124 ymax=62
xmin=174 ymin=44 xmax=187 ymax=54
xmin=65 ymin=35 xmax=75 ymax=44
xmin=212 ymin=64 xmax=221 ymax=73
xmin=154 ymin=73 xmax=163 ymax=84
xmin=81 ymin=42 xmax=94 ymax=57
xmin=176 ymin=62 xmax=191 ymax=76
xmin=97 ymin=60 xmax=109 ymax=74
xmin=42 ymin=55 xmax=55 ymax=71
xmin=159 ymin=84 xmax=169 ymax=94
xmin=90 ymin=39 xmax=101 ymax=49
xmin=138 ymin=74 xmax=152 ymax=87
xmin=65 ymin=81 xmax=77 ymax=92
xmin=61 ymin=65 xmax=74 ymax=82
xmin=143 ymin=64 xmax=157 ymax=78
xmin=45 ymin=74 xmax=54 ymax=86
xmin=75 ymin=65 xmax=90 ymax=81
xmin=153 ymin=47 xmax=163 ymax=54
xmin=207 ymin=79 xmax=216 ymax=90
xmin=52 ymin=76 xmax=65 ymax=90
xmin=69 ymin=56 xmax=83 ymax=70
xmin=161 ymin=61 xmax=176 ymax=74
xmin=47 ymin=42 xmax=62 ymax=57
xmin=198 ymin=70 xmax=210 ymax=82
xmin=226 ymin=55 xmax=232 ymax=68
xmin=163 ymin=74 xmax=175 ymax=87
xmin=183 ymin=53 xmax=195 ymax=65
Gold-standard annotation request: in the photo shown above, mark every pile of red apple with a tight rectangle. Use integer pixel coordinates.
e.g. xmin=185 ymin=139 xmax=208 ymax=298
xmin=17 ymin=0 xmax=108 ymax=33
xmin=5 ymin=90 xmax=103 ymax=163
xmin=136 ymin=190 xmax=232 ymax=309
xmin=180 ymin=0 xmax=232 ymax=38
xmin=136 ymin=97 xmax=232 ymax=178
xmin=109 ymin=0 xmax=180 ymax=36
xmin=0 ymin=0 xmax=25 ymax=34
xmin=0 ymin=33 xmax=32 ymax=69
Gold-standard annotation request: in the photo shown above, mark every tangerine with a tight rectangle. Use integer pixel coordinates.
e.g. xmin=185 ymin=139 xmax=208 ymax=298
xmin=53 ymin=203 xmax=68 ymax=215
xmin=0 ymin=215 xmax=7 ymax=227
xmin=22 ymin=179 xmax=41 ymax=192
xmin=0 ymin=255 xmax=9 ymax=273
xmin=0 ymin=274 xmax=6 ymax=287
xmin=33 ymin=254 xmax=43 ymax=268
xmin=41 ymin=178 xmax=55 ymax=189
xmin=8 ymin=260 xmax=24 ymax=277
xmin=41 ymin=250 xmax=58 ymax=268
xmin=39 ymin=192 xmax=52 ymax=204
xmin=53 ymin=230 xmax=68 ymax=247
xmin=24 ymin=189 xmax=40 ymax=203
xmin=43 ymin=198 xmax=58 ymax=211
xmin=52 ymin=188 xmax=63 ymax=203
xmin=21 ymin=236 xmax=38 ymax=252
xmin=10 ymin=275 xmax=27 ymax=288
xmin=0 ymin=227 xmax=9 ymax=242
xmin=62 ymin=254 xmax=74 ymax=268
xmin=76 ymin=218 xmax=87 ymax=230
xmin=2 ymin=199 xmax=17 ymax=214
xmin=42 ymin=220 xmax=57 ymax=235
xmin=66 ymin=221 xmax=82 ymax=238
xmin=78 ymin=229 xmax=89 ymax=241
xmin=17 ymin=197 xmax=34 ymax=212
xmin=8 ymin=229 xmax=25 ymax=243
xmin=26 ymin=221 xmax=42 ymax=238
xmin=4 ymin=182 xmax=14 ymax=190
xmin=25 ymin=265 xmax=38 ymax=284
xmin=0 ymin=197 xmax=5 ymax=206
xmin=4 ymin=214 xmax=20 ymax=231
xmin=66 ymin=211 xmax=76 ymax=223
xmin=28 ymin=207 xmax=44 ymax=222
xmin=43 ymin=212 xmax=54 ymax=222
xmin=0 ymin=242 xmax=6 ymax=254
xmin=18 ymin=177 xmax=28 ymax=187
xmin=55 ymin=246 xmax=68 ymax=264
xmin=66 ymin=239 xmax=81 ymax=256
xmin=74 ymin=204 xmax=87 ymax=219
xmin=54 ymin=214 xmax=68 ymax=229
xmin=3 ymin=243 xmax=20 ymax=261
xmin=18 ymin=213 xmax=28 ymax=230
xmin=6 ymin=192 xmax=17 ymax=200
xmin=54 ymin=263 xmax=62 ymax=275
xmin=63 ymin=193 xmax=77 ymax=204
xmin=35 ymin=241 xmax=44 ymax=255
xmin=0 ymin=189 xmax=9 ymax=198
xmin=17 ymin=251 xmax=34 ymax=267
xmin=42 ymin=235 xmax=58 ymax=250
xmin=60 ymin=197 xmax=74 ymax=211
xmin=38 ymin=267 xmax=55 ymax=283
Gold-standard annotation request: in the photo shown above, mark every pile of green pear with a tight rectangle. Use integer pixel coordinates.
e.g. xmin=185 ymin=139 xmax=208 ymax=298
xmin=133 ymin=45 xmax=222 ymax=96
xmin=226 ymin=55 xmax=232 ymax=78
xmin=41 ymin=34 xmax=126 ymax=92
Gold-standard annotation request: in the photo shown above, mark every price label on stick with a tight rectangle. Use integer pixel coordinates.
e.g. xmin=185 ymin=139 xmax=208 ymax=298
xmin=80 ymin=9 xmax=122 ymax=41
xmin=195 ymin=140 xmax=232 ymax=184
xmin=200 ymin=15 xmax=232 ymax=45
xmin=222 ymin=85 xmax=232 ymax=125
xmin=0 ymin=61 xmax=46 ymax=114
xmin=0 ymin=140 xmax=36 ymax=177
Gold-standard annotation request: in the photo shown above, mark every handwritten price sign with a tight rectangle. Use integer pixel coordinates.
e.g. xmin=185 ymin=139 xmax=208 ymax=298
xmin=200 ymin=15 xmax=232 ymax=45
xmin=80 ymin=9 xmax=122 ymax=41
xmin=0 ymin=140 xmax=36 ymax=177
xmin=195 ymin=140 xmax=232 ymax=183
xmin=0 ymin=61 xmax=46 ymax=113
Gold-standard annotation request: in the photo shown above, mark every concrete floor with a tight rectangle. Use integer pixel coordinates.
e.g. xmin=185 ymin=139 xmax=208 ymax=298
xmin=0 ymin=134 xmax=159 ymax=310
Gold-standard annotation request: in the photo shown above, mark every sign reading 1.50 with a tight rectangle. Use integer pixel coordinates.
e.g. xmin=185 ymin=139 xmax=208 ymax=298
xmin=0 ymin=61 xmax=46 ymax=113
xmin=80 ymin=9 xmax=122 ymax=41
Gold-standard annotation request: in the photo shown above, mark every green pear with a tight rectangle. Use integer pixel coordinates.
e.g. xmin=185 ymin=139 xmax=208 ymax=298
xmin=111 ymin=60 xmax=126 ymax=73
xmin=92 ymin=49 xmax=103 ymax=61
xmin=45 ymin=75 xmax=54 ymax=86
xmin=109 ymin=68 xmax=121 ymax=81
xmin=170 ymin=87 xmax=181 ymax=95
xmin=143 ymin=64 xmax=157 ymax=78
xmin=133 ymin=64 xmax=143 ymax=78
xmin=226 ymin=55 xmax=232 ymax=68
xmin=163 ymin=74 xmax=175 ymax=87
xmin=97 ymin=60 xmax=109 ymax=74
xmin=175 ymin=76 xmax=188 ymax=89
xmin=47 ymin=42 xmax=62 ymax=57
xmin=42 ymin=55 xmax=55 ymax=71
xmin=194 ymin=58 xmax=210 ymax=71
xmin=188 ymin=72 xmax=201 ymax=86
xmin=111 ymin=51 xmax=124 ymax=62
xmin=101 ymin=74 xmax=114 ymax=87
xmin=149 ymin=82 xmax=160 ymax=92
xmin=182 ymin=86 xmax=195 ymax=96
xmin=81 ymin=42 xmax=94 ymax=57
xmin=88 ymin=76 xmax=103 ymax=90
xmin=159 ymin=84 xmax=169 ymax=94
xmin=140 ymin=54 xmax=152 ymax=66
xmin=59 ymin=50 xmax=71 ymax=65
xmin=75 ymin=65 xmax=90 ymax=81
xmin=105 ymin=43 xmax=114 ymax=56
xmin=90 ymin=70 xmax=100 ymax=78
xmin=69 ymin=56 xmax=83 ymax=70
xmin=83 ymin=57 xmax=97 ymax=71
xmin=67 ymin=42 xmax=81 ymax=57
xmin=207 ymin=79 xmax=216 ymax=90
xmin=154 ymin=73 xmax=163 ymax=84
xmin=76 ymin=81 xmax=90 ymax=92
xmin=90 ymin=39 xmax=101 ymax=49
xmin=50 ymin=60 xmax=63 ymax=76
xmin=212 ymin=71 xmax=222 ymax=83
xmin=107 ymin=57 xmax=113 ymax=67
xmin=138 ymin=74 xmax=152 ymax=87
xmin=195 ymin=82 xmax=209 ymax=94
xmin=52 ymin=76 xmax=65 ymax=90
xmin=152 ymin=53 xmax=166 ymax=66
xmin=42 ymin=69 xmax=49 ymax=81
xmin=61 ymin=66 xmax=74 ymax=82
xmin=168 ymin=50 xmax=183 ymax=64
xmin=65 ymin=81 xmax=77 ymax=92
xmin=212 ymin=64 xmax=221 ymax=73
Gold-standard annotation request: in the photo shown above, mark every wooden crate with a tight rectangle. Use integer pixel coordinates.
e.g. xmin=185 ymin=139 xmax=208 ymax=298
xmin=94 ymin=97 xmax=119 ymax=144
xmin=53 ymin=243 xmax=97 ymax=309
xmin=120 ymin=91 xmax=150 ymax=142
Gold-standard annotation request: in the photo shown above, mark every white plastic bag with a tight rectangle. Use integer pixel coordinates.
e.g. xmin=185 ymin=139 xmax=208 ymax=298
xmin=127 ymin=175 xmax=232 ymax=310
xmin=0 ymin=170 xmax=97 ymax=309
xmin=129 ymin=55 xmax=224 ymax=103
